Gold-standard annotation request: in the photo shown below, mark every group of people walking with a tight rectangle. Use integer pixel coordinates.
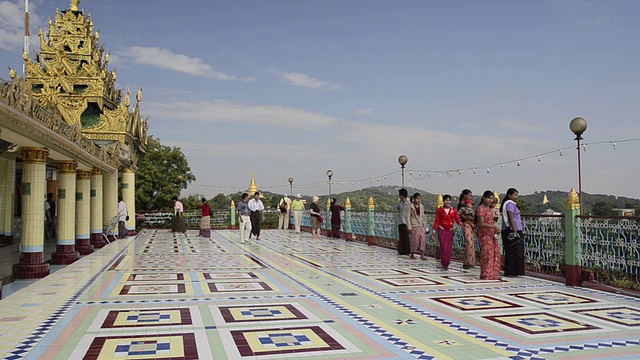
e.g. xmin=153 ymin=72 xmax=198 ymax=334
xmin=397 ymin=187 xmax=524 ymax=280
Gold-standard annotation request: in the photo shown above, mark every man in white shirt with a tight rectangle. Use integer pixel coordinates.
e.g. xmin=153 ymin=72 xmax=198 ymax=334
xmin=117 ymin=196 xmax=128 ymax=239
xmin=248 ymin=191 xmax=265 ymax=240
xmin=277 ymin=195 xmax=291 ymax=230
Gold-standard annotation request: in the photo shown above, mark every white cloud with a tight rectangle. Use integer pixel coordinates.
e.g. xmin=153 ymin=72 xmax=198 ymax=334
xmin=268 ymin=68 xmax=342 ymax=91
xmin=147 ymin=99 xmax=336 ymax=129
xmin=117 ymin=46 xmax=256 ymax=82
xmin=355 ymin=107 xmax=375 ymax=116
xmin=0 ymin=0 xmax=43 ymax=51
xmin=500 ymin=118 xmax=548 ymax=132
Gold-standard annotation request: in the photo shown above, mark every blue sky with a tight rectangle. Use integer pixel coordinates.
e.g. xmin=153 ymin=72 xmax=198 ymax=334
xmin=1 ymin=0 xmax=639 ymax=200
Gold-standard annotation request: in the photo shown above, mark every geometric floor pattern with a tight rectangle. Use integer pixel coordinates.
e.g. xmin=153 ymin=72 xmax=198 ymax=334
xmin=1 ymin=229 xmax=640 ymax=359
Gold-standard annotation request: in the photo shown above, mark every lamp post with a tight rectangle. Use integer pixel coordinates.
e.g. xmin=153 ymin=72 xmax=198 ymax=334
xmin=326 ymin=170 xmax=333 ymax=196
xmin=288 ymin=177 xmax=294 ymax=197
xmin=570 ymin=117 xmax=587 ymax=214
xmin=398 ymin=155 xmax=408 ymax=188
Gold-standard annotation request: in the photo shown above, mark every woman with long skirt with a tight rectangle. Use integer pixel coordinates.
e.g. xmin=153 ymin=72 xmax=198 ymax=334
xmin=431 ymin=194 xmax=462 ymax=270
xmin=407 ymin=193 xmax=427 ymax=260
xmin=501 ymin=188 xmax=525 ymax=277
xmin=329 ymin=198 xmax=344 ymax=239
xmin=458 ymin=191 xmax=476 ymax=268
xmin=477 ymin=191 xmax=502 ymax=280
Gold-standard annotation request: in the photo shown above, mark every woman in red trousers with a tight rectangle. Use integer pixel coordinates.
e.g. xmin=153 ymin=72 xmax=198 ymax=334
xmin=431 ymin=194 xmax=461 ymax=270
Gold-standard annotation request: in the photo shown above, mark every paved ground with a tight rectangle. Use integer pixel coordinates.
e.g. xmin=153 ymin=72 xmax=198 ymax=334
xmin=1 ymin=229 xmax=639 ymax=359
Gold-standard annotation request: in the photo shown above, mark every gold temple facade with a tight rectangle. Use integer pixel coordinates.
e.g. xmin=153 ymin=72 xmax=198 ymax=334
xmin=0 ymin=0 xmax=148 ymax=280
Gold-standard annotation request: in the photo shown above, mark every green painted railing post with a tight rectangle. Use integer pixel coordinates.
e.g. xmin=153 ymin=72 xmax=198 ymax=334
xmin=230 ymin=200 xmax=237 ymax=230
xmin=344 ymin=197 xmax=352 ymax=241
xmin=565 ymin=188 xmax=582 ymax=286
xmin=367 ymin=196 xmax=375 ymax=246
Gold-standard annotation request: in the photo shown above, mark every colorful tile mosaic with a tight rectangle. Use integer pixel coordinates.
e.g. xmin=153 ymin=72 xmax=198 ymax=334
xmin=484 ymin=312 xmax=600 ymax=335
xmin=509 ymin=290 xmax=598 ymax=306
xmin=431 ymin=295 xmax=523 ymax=311
xmin=573 ymin=306 xmax=640 ymax=327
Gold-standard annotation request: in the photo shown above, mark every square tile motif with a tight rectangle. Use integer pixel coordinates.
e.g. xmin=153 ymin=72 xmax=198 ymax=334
xmin=82 ymin=333 xmax=198 ymax=360
xmin=509 ymin=291 xmax=597 ymax=306
xmin=573 ymin=307 xmax=640 ymax=326
xmin=232 ymin=326 xmax=345 ymax=356
xmin=207 ymin=281 xmax=272 ymax=293
xmin=351 ymin=269 xmax=409 ymax=276
xmin=376 ymin=277 xmax=443 ymax=287
xmin=219 ymin=304 xmax=308 ymax=323
xmin=201 ymin=272 xmax=258 ymax=280
xmin=441 ymin=276 xmax=506 ymax=284
xmin=126 ymin=273 xmax=185 ymax=281
xmin=431 ymin=295 xmax=522 ymax=311
xmin=101 ymin=308 xmax=192 ymax=328
xmin=484 ymin=312 xmax=599 ymax=335
xmin=118 ymin=284 xmax=187 ymax=295
xmin=411 ymin=267 xmax=461 ymax=274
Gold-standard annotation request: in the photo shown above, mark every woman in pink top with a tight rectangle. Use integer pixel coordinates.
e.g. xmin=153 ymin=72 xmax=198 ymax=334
xmin=476 ymin=191 xmax=502 ymax=280
xmin=431 ymin=194 xmax=461 ymax=270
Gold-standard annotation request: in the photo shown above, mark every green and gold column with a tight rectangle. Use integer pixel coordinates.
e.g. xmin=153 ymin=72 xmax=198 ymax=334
xmin=75 ymin=170 xmax=93 ymax=255
xmin=121 ymin=168 xmax=136 ymax=233
xmin=367 ymin=196 xmax=376 ymax=246
xmin=1 ymin=158 xmax=16 ymax=245
xmin=90 ymin=169 xmax=105 ymax=248
xmin=51 ymin=161 xmax=79 ymax=264
xmin=565 ymin=188 xmax=582 ymax=286
xmin=102 ymin=170 xmax=118 ymax=241
xmin=13 ymin=148 xmax=50 ymax=279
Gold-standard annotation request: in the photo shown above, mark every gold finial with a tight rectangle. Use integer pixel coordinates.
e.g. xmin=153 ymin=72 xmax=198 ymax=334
xmin=70 ymin=0 xmax=80 ymax=11
xmin=327 ymin=198 xmax=331 ymax=206
xmin=345 ymin=197 xmax=351 ymax=208
xmin=248 ymin=171 xmax=258 ymax=196
xmin=567 ymin=188 xmax=580 ymax=210
xmin=136 ymin=87 xmax=143 ymax=103
xmin=368 ymin=196 xmax=375 ymax=209
xmin=494 ymin=191 xmax=501 ymax=209
xmin=437 ymin=194 xmax=444 ymax=209
xmin=8 ymin=67 xmax=16 ymax=80
xmin=231 ymin=200 xmax=235 ymax=207
xmin=124 ymin=88 xmax=131 ymax=108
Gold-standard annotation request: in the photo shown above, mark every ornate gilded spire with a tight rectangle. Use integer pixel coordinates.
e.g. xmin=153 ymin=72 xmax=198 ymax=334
xmin=494 ymin=191 xmax=501 ymax=209
xmin=368 ymin=196 xmax=375 ymax=209
xmin=345 ymin=197 xmax=351 ymax=208
xmin=70 ymin=0 xmax=80 ymax=11
xmin=248 ymin=172 xmax=258 ymax=196
xmin=437 ymin=194 xmax=444 ymax=209
xmin=567 ymin=188 xmax=580 ymax=210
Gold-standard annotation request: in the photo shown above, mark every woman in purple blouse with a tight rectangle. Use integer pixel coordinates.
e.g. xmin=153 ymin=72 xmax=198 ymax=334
xmin=500 ymin=188 xmax=524 ymax=277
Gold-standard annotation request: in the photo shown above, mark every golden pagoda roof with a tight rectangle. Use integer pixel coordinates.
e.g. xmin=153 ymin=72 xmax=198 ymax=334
xmin=248 ymin=172 xmax=258 ymax=196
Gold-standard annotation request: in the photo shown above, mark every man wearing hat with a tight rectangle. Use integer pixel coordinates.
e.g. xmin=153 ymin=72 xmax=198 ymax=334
xmin=277 ymin=194 xmax=292 ymax=230
xmin=291 ymin=194 xmax=305 ymax=234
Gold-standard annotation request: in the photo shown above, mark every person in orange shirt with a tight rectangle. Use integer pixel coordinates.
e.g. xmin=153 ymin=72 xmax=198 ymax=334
xmin=431 ymin=194 xmax=461 ymax=270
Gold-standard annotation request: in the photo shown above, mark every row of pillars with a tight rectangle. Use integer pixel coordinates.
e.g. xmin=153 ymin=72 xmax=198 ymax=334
xmin=0 ymin=147 xmax=136 ymax=280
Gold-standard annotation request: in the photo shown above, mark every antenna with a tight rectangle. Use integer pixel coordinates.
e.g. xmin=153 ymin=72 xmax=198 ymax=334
xmin=23 ymin=0 xmax=29 ymax=75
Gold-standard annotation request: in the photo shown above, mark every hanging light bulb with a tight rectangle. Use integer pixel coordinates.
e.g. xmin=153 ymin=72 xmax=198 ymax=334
xmin=447 ymin=171 xmax=452 ymax=177
xmin=583 ymin=144 xmax=587 ymax=152
xmin=486 ymin=168 xmax=490 ymax=174
xmin=559 ymin=150 xmax=563 ymax=156
xmin=384 ymin=176 xmax=387 ymax=180
xmin=473 ymin=168 xmax=476 ymax=174
xmin=418 ymin=171 xmax=421 ymax=176
xmin=501 ymin=164 xmax=504 ymax=170
xmin=458 ymin=170 xmax=462 ymax=176
xmin=517 ymin=161 xmax=520 ymax=166
xmin=427 ymin=172 xmax=431 ymax=177
xmin=438 ymin=172 xmax=442 ymax=177
xmin=537 ymin=156 xmax=542 ymax=162
xmin=612 ymin=142 xmax=617 ymax=150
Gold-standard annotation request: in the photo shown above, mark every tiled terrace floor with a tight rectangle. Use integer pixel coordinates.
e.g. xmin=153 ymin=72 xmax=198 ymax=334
xmin=1 ymin=229 xmax=639 ymax=359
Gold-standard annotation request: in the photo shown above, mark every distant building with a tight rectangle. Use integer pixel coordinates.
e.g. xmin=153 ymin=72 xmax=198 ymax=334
xmin=542 ymin=209 xmax=561 ymax=216
xmin=612 ymin=209 xmax=636 ymax=217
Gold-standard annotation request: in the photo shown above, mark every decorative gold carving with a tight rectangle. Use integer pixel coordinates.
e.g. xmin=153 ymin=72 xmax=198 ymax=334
xmin=494 ymin=191 xmax=501 ymax=209
xmin=70 ymin=0 xmax=80 ymax=12
xmin=345 ymin=197 xmax=351 ymax=208
xmin=57 ymin=161 xmax=78 ymax=173
xmin=436 ymin=194 xmax=444 ymax=209
xmin=76 ymin=170 xmax=91 ymax=179
xmin=21 ymin=147 xmax=49 ymax=163
xmin=368 ymin=196 xmax=375 ymax=209
xmin=567 ymin=188 xmax=580 ymax=210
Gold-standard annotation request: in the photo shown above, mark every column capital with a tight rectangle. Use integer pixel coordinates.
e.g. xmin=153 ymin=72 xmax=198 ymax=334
xmin=122 ymin=167 xmax=135 ymax=174
xmin=57 ymin=161 xmax=78 ymax=173
xmin=21 ymin=147 xmax=49 ymax=164
xmin=76 ymin=170 xmax=92 ymax=179
xmin=91 ymin=168 xmax=102 ymax=176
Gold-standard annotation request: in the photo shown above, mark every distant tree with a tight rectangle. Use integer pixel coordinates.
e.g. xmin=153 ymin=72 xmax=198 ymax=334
xmin=135 ymin=136 xmax=196 ymax=210
xmin=180 ymin=194 xmax=203 ymax=210
xmin=517 ymin=199 xmax=533 ymax=215
xmin=210 ymin=193 xmax=230 ymax=210
xmin=592 ymin=201 xmax=615 ymax=216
